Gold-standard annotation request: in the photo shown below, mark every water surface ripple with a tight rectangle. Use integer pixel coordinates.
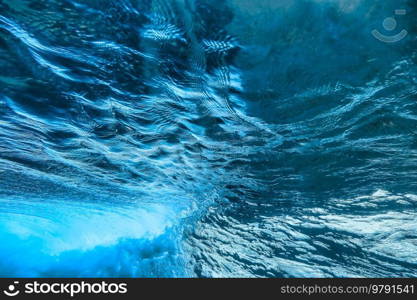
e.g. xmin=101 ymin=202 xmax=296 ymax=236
xmin=0 ymin=0 xmax=417 ymax=277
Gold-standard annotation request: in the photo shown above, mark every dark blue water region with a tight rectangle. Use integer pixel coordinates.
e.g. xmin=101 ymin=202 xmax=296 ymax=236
xmin=0 ymin=0 xmax=417 ymax=277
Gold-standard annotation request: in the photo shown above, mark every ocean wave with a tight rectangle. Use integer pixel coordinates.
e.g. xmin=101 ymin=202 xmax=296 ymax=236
xmin=0 ymin=0 xmax=416 ymax=277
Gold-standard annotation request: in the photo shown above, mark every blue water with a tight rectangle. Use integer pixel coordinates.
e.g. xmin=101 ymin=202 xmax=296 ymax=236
xmin=0 ymin=0 xmax=416 ymax=278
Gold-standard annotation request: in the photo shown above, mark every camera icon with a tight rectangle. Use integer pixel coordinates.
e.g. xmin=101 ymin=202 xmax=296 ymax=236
xmin=372 ymin=9 xmax=408 ymax=43
xmin=3 ymin=282 xmax=20 ymax=297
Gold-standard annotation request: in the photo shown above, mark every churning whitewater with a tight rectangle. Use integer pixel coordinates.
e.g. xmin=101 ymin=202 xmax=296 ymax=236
xmin=0 ymin=0 xmax=417 ymax=277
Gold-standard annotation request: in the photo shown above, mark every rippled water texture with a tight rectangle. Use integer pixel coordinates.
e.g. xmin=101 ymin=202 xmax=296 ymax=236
xmin=0 ymin=0 xmax=417 ymax=277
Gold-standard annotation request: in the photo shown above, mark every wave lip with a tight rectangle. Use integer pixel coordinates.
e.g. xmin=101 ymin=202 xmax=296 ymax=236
xmin=0 ymin=197 xmax=187 ymax=277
